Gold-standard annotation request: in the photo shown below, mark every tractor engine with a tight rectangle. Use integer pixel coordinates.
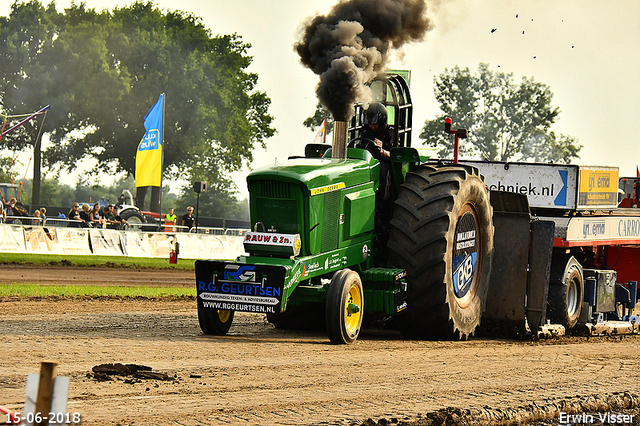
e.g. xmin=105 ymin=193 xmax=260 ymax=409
xmin=244 ymin=142 xmax=379 ymax=259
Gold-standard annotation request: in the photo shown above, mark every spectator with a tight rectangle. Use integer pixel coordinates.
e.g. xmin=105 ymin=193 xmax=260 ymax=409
xmin=113 ymin=205 xmax=128 ymax=229
xmin=102 ymin=205 xmax=117 ymax=228
xmin=32 ymin=209 xmax=42 ymax=226
xmin=165 ymin=207 xmax=177 ymax=232
xmin=182 ymin=206 xmax=195 ymax=231
xmin=79 ymin=204 xmax=92 ymax=227
xmin=11 ymin=202 xmax=28 ymax=218
xmin=0 ymin=203 xmax=5 ymax=223
xmin=68 ymin=203 xmax=82 ymax=227
xmin=90 ymin=203 xmax=105 ymax=226
xmin=36 ymin=208 xmax=53 ymax=239
xmin=5 ymin=197 xmax=16 ymax=217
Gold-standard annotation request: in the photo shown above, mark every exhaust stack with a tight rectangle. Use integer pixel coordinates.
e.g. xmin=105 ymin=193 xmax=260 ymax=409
xmin=332 ymin=121 xmax=348 ymax=159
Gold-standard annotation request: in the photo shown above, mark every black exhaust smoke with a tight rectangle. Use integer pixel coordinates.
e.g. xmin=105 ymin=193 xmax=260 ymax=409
xmin=295 ymin=0 xmax=433 ymax=122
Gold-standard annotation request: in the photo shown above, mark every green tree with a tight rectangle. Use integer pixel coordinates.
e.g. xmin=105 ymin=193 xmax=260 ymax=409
xmin=303 ymin=102 xmax=334 ymax=135
xmin=178 ymin=185 xmax=249 ymax=221
xmin=0 ymin=156 xmax=18 ymax=182
xmin=0 ymin=1 xmax=275 ymax=208
xmin=420 ymin=63 xmax=581 ymax=163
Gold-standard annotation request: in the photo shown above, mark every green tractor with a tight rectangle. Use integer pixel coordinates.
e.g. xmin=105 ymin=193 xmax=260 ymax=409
xmin=195 ymin=73 xmax=494 ymax=343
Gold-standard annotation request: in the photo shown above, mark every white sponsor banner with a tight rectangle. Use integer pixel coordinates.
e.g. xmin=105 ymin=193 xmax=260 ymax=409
xmin=201 ymin=234 xmax=246 ymax=260
xmin=174 ymin=233 xmax=204 ymax=259
xmin=89 ymin=229 xmax=124 ymax=256
xmin=24 ymin=227 xmax=59 ymax=254
xmin=223 ymin=235 xmax=246 ymax=259
xmin=0 ymin=224 xmax=247 ymax=260
xmin=173 ymin=234 xmax=246 ymax=260
xmin=148 ymin=233 xmax=173 ymax=258
xmin=120 ymin=231 xmax=152 ymax=257
xmin=566 ymin=217 xmax=640 ymax=242
xmin=198 ymin=234 xmax=228 ymax=259
xmin=0 ymin=224 xmax=27 ymax=253
xmin=55 ymin=228 xmax=91 ymax=255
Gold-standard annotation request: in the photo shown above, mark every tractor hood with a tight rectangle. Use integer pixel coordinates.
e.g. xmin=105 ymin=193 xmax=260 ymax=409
xmin=247 ymin=155 xmax=379 ymax=195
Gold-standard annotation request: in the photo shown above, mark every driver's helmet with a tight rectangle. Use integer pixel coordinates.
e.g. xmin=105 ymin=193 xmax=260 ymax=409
xmin=362 ymin=102 xmax=388 ymax=130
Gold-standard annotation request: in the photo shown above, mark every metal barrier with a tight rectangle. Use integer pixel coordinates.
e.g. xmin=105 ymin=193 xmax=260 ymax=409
xmin=188 ymin=226 xmax=248 ymax=236
xmin=43 ymin=217 xmax=84 ymax=228
xmin=3 ymin=215 xmax=47 ymax=226
xmin=124 ymin=222 xmax=160 ymax=232
xmin=161 ymin=223 xmax=190 ymax=233
xmin=41 ymin=217 xmax=126 ymax=229
xmin=189 ymin=226 xmax=224 ymax=235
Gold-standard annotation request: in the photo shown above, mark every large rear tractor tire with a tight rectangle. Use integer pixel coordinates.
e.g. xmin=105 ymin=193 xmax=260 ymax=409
xmin=387 ymin=164 xmax=494 ymax=340
xmin=548 ymin=256 xmax=583 ymax=329
xmin=326 ymin=269 xmax=364 ymax=344
xmin=198 ymin=304 xmax=234 ymax=335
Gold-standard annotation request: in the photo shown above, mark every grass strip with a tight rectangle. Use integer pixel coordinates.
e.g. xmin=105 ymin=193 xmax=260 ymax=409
xmin=0 ymin=253 xmax=195 ymax=270
xmin=0 ymin=284 xmax=196 ymax=299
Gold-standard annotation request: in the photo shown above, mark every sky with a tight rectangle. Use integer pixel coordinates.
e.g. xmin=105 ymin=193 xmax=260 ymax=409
xmin=1 ymin=0 xmax=639 ymax=199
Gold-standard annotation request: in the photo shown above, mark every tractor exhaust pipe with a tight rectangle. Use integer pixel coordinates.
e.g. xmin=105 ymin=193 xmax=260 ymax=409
xmin=332 ymin=121 xmax=348 ymax=159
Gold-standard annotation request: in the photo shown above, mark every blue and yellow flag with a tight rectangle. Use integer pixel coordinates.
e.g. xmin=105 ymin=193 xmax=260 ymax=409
xmin=135 ymin=94 xmax=164 ymax=187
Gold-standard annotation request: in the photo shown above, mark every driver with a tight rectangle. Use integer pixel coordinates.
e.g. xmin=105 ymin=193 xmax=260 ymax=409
xmin=359 ymin=102 xmax=398 ymax=263
xmin=360 ymin=102 xmax=398 ymax=162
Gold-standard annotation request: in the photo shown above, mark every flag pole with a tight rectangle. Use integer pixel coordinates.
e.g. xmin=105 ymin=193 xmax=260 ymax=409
xmin=323 ymin=118 xmax=326 ymax=144
xmin=160 ymin=93 xmax=165 ymax=220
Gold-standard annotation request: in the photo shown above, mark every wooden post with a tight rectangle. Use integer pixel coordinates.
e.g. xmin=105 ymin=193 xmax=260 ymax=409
xmin=34 ymin=361 xmax=57 ymax=426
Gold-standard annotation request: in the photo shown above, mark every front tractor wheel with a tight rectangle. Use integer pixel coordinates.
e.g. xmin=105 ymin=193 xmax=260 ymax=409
xmin=387 ymin=164 xmax=494 ymax=340
xmin=326 ymin=269 xmax=364 ymax=344
xmin=198 ymin=303 xmax=234 ymax=335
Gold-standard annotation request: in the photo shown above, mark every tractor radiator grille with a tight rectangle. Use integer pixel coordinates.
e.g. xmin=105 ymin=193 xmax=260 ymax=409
xmin=255 ymin=198 xmax=299 ymax=234
xmin=253 ymin=180 xmax=299 ymax=235
xmin=258 ymin=180 xmax=291 ymax=199
xmin=321 ymin=190 xmax=340 ymax=252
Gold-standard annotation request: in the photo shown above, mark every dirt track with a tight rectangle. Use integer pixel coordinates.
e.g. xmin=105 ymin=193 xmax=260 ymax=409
xmin=2 ymin=266 xmax=640 ymax=426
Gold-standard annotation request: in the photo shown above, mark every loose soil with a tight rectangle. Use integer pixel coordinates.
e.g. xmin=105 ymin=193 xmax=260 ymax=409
xmin=2 ymin=266 xmax=640 ymax=426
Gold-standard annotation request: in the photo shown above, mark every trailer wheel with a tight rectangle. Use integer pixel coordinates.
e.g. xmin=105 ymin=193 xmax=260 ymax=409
xmin=326 ymin=269 xmax=364 ymax=344
xmin=198 ymin=306 xmax=234 ymax=335
xmin=548 ymin=257 xmax=583 ymax=329
xmin=387 ymin=164 xmax=494 ymax=340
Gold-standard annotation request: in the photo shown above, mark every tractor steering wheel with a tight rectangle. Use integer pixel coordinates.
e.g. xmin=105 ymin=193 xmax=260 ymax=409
xmin=348 ymin=137 xmax=378 ymax=153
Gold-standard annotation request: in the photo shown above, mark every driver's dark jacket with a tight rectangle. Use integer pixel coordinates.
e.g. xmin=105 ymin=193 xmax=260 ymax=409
xmin=360 ymin=125 xmax=397 ymax=162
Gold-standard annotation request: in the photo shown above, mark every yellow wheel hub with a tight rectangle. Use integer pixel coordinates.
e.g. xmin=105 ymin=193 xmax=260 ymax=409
xmin=344 ymin=285 xmax=362 ymax=333
xmin=218 ymin=310 xmax=232 ymax=324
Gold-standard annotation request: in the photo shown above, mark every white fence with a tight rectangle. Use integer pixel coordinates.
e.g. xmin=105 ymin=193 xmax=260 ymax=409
xmin=0 ymin=222 xmax=248 ymax=260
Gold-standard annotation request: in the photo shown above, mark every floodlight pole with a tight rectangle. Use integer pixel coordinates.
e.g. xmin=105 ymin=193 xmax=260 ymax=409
xmin=195 ymin=192 xmax=200 ymax=233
